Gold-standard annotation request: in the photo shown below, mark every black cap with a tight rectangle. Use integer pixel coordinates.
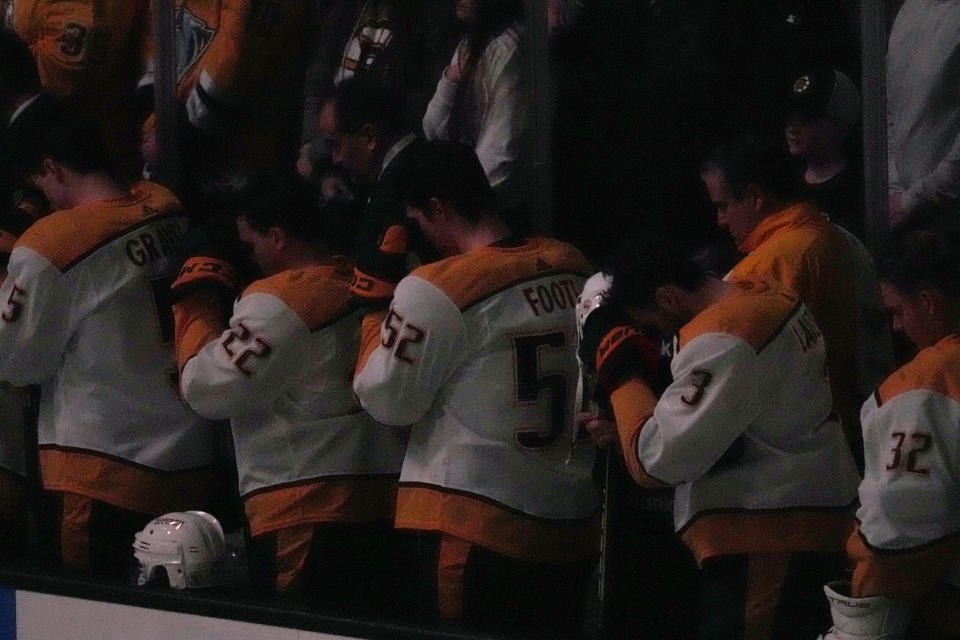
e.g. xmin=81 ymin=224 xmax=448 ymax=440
xmin=786 ymin=68 xmax=860 ymax=129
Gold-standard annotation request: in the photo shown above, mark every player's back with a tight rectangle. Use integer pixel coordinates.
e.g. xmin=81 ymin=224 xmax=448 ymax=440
xmin=355 ymin=236 xmax=599 ymax=562
xmin=858 ymin=334 xmax=960 ymax=551
xmin=665 ymin=278 xmax=859 ymax=561
xmin=2 ymin=182 xmax=215 ymax=487
xmin=179 ymin=258 xmax=407 ymax=535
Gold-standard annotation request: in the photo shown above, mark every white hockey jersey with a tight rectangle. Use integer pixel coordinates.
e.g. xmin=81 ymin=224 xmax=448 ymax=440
xmin=849 ymin=334 xmax=960 ymax=599
xmin=612 ymin=278 xmax=860 ymax=564
xmin=354 ymin=237 xmax=600 ymax=564
xmin=177 ymin=257 xmax=406 ymax=537
xmin=0 ymin=182 xmax=218 ymax=513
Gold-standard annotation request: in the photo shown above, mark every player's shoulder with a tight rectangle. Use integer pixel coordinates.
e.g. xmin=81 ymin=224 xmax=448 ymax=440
xmin=15 ymin=181 xmax=184 ymax=272
xmin=877 ymin=335 xmax=960 ymax=405
xmin=756 ymin=219 xmax=839 ymax=261
xmin=241 ymin=256 xmax=355 ymax=331
xmin=410 ymin=236 xmax=591 ymax=310
xmin=679 ymin=278 xmax=804 ymax=352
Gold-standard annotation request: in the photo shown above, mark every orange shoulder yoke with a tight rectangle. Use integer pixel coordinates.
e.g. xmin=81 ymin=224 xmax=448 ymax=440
xmin=878 ymin=335 xmax=960 ymax=406
xmin=412 ymin=237 xmax=591 ymax=310
xmin=16 ymin=183 xmax=183 ymax=272
xmin=679 ymin=279 xmax=802 ymax=352
xmin=242 ymin=257 xmax=355 ymax=331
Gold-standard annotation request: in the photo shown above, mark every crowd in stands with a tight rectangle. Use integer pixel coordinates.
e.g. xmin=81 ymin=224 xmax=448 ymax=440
xmin=0 ymin=2 xmax=959 ymax=640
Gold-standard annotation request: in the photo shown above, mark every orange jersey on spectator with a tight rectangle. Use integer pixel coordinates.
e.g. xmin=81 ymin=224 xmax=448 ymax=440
xmin=8 ymin=0 xmax=146 ymax=177
xmin=140 ymin=0 xmax=310 ymax=167
xmin=728 ymin=201 xmax=893 ymax=460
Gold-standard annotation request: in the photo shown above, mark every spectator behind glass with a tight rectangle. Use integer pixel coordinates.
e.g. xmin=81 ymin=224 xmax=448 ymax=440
xmin=423 ymin=0 xmax=526 ymax=216
xmin=887 ymin=0 xmax=960 ymax=228
xmin=784 ymin=68 xmax=865 ymax=240
xmin=5 ymin=0 xmax=146 ymax=181
xmin=702 ymin=135 xmax=894 ymax=470
xmin=297 ymin=0 xmax=456 ymax=186
xmin=138 ymin=0 xmax=311 ymax=178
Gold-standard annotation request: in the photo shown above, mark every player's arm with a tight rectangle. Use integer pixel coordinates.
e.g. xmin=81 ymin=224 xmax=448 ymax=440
xmin=849 ymin=389 xmax=960 ymax=600
xmin=472 ymin=31 xmax=522 ymax=192
xmin=354 ymin=275 xmax=466 ymax=426
xmin=626 ymin=334 xmax=760 ymax=487
xmin=421 ymin=44 xmax=460 ymax=141
xmin=578 ymin=303 xmax=669 ymax=487
xmin=178 ymin=289 xmax=312 ymax=420
xmin=182 ymin=0 xmax=249 ymax=135
xmin=902 ymin=130 xmax=960 ymax=215
xmin=0 ymin=247 xmax=75 ymax=385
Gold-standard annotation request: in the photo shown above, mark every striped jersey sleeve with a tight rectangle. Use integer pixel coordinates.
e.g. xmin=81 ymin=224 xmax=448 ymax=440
xmin=180 ymin=263 xmax=355 ymax=419
xmin=353 ymin=274 xmax=467 ymax=426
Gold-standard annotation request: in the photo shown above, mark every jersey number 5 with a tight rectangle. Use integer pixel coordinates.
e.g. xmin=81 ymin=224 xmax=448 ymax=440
xmin=513 ymin=332 xmax=569 ymax=449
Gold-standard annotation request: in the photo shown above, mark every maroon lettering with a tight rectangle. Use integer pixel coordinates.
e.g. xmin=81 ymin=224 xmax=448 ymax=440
xmin=522 ymin=287 xmax=541 ymax=316
xmin=550 ymin=282 xmax=568 ymax=310
xmin=1 ymin=284 xmax=26 ymax=323
xmin=536 ymin=285 xmax=555 ymax=313
xmin=140 ymin=233 xmax=161 ymax=261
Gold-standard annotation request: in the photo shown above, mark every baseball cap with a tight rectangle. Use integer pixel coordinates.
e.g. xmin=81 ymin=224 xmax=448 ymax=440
xmin=786 ymin=68 xmax=860 ymax=129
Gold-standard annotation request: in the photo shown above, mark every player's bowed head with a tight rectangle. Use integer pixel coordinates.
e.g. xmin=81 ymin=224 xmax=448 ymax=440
xmin=874 ymin=207 xmax=960 ymax=353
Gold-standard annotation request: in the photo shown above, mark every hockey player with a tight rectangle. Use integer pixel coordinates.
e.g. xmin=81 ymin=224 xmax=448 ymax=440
xmin=819 ymin=216 xmax=960 ymax=640
xmin=701 ymin=134 xmax=893 ymax=469
xmin=582 ymin=235 xmax=860 ymax=639
xmin=173 ymin=174 xmax=406 ymax=608
xmin=353 ymin=141 xmax=599 ymax=637
xmin=0 ymin=117 xmax=219 ymax=575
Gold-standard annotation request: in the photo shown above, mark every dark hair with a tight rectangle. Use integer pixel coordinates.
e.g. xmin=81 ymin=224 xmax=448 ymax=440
xmin=452 ymin=0 xmax=523 ymax=141
xmin=700 ymin=134 xmax=803 ymax=202
xmin=0 ymin=31 xmax=40 ymax=107
xmin=232 ymin=172 xmax=328 ymax=244
xmin=876 ymin=209 xmax=960 ymax=299
xmin=460 ymin=0 xmax=523 ymax=71
xmin=399 ymin=140 xmax=496 ymax=223
xmin=325 ymin=77 xmax=408 ymax=137
xmin=603 ymin=235 xmax=709 ymax=312
xmin=18 ymin=116 xmax=113 ymax=177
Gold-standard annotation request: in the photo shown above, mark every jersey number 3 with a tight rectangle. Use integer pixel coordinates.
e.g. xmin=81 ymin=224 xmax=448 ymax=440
xmin=513 ymin=332 xmax=569 ymax=449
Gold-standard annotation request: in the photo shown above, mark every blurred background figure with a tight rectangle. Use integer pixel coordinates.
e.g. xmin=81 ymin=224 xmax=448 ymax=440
xmin=423 ymin=0 xmax=526 ymax=219
xmin=887 ymin=0 xmax=960 ymax=228
xmin=138 ymin=0 xmax=311 ymax=193
xmin=784 ymin=67 xmax=864 ymax=240
xmin=297 ymin=0 xmax=454 ymax=196
xmin=4 ymin=0 xmax=147 ymax=181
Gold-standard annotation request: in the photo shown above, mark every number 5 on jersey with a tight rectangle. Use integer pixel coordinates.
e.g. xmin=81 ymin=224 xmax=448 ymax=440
xmin=513 ymin=332 xmax=569 ymax=449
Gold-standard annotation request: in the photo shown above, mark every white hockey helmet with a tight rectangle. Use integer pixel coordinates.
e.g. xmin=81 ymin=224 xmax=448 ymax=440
xmin=576 ymin=271 xmax=613 ymax=341
xmin=132 ymin=511 xmax=226 ymax=589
